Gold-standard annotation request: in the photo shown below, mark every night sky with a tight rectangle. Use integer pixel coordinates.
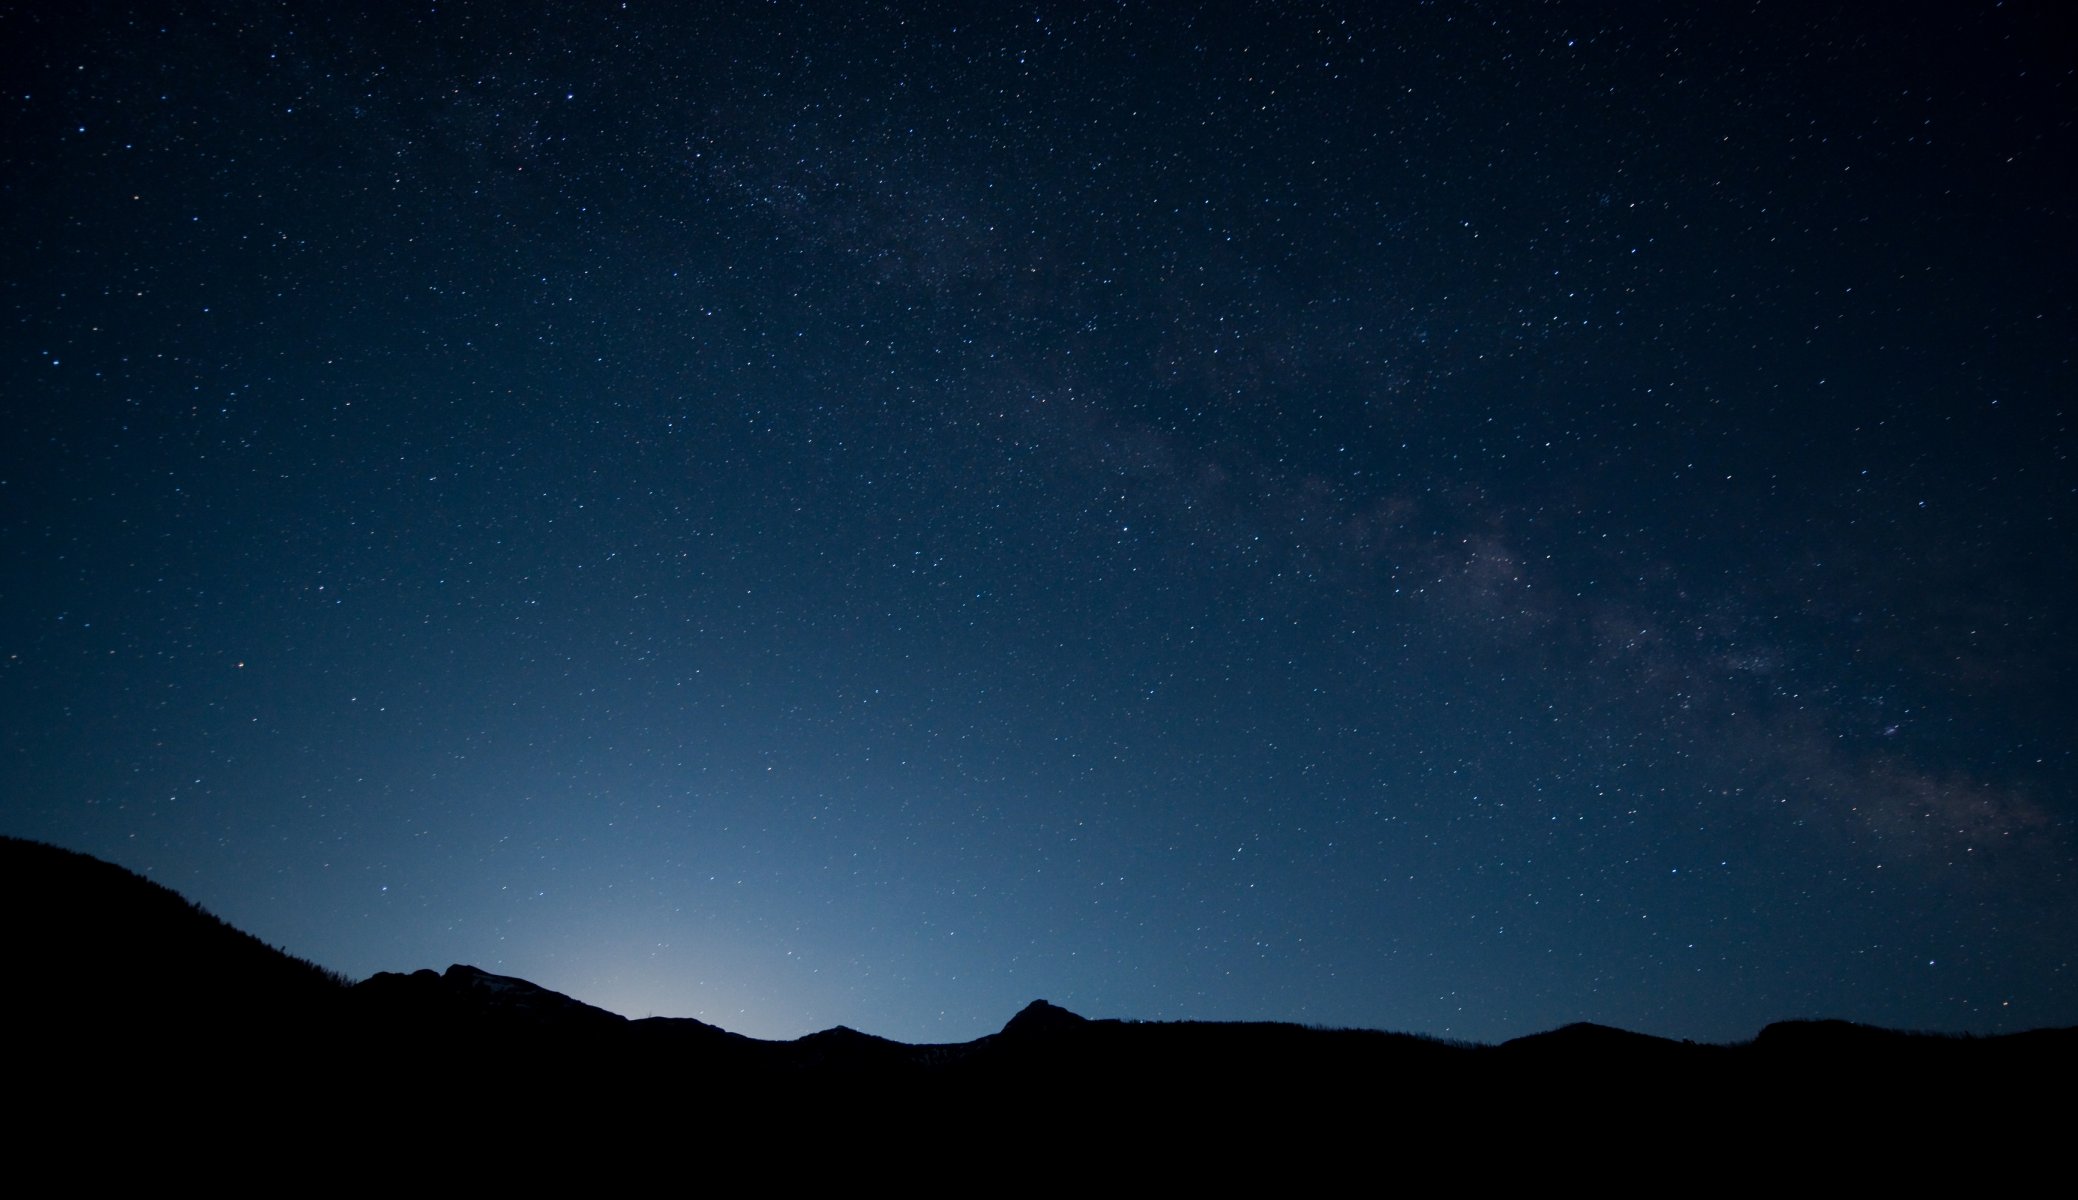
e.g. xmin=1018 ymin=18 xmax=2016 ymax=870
xmin=4 ymin=2 xmax=2073 ymax=1045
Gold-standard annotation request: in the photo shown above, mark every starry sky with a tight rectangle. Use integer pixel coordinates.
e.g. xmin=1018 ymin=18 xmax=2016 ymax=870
xmin=4 ymin=2 xmax=2073 ymax=1044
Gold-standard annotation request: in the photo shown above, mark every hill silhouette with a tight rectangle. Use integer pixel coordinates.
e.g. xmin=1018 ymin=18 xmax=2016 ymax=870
xmin=1 ymin=837 xmax=349 ymax=1043
xmin=4 ymin=835 xmax=2068 ymax=1171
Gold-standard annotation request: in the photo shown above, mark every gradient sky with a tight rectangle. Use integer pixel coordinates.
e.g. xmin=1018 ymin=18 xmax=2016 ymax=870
xmin=4 ymin=2 xmax=2072 ymax=1044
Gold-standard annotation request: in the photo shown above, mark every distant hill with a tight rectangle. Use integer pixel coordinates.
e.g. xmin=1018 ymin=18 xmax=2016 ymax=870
xmin=4 ymin=835 xmax=2069 ymax=1168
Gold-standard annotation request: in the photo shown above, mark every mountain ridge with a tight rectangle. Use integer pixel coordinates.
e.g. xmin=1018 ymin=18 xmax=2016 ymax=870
xmin=6 ymin=832 xmax=2071 ymax=1164
xmin=8 ymin=834 xmax=2065 ymax=1054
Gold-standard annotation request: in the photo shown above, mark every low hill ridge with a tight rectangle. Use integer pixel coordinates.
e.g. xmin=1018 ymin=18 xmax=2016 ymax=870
xmin=7 ymin=832 xmax=2072 ymax=1153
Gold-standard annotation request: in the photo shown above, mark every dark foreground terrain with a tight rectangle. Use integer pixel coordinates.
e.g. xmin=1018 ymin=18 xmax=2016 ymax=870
xmin=3 ymin=836 xmax=2066 ymax=1178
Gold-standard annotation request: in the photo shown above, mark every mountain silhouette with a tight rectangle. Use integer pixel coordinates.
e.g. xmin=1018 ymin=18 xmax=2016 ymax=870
xmin=0 ymin=836 xmax=349 ymax=1044
xmin=4 ymin=835 xmax=2069 ymax=1172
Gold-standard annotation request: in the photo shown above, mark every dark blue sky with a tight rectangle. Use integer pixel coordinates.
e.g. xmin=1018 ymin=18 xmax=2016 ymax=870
xmin=4 ymin=1 xmax=2072 ymax=1043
